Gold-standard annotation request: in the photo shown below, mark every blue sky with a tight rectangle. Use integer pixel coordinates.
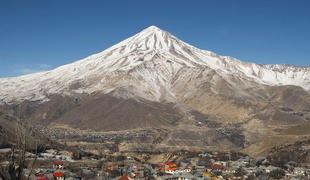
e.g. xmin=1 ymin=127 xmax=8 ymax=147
xmin=0 ymin=0 xmax=309 ymax=77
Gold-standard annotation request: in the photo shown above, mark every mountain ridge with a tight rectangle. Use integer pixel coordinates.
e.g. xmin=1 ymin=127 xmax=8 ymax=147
xmin=0 ymin=26 xmax=309 ymax=104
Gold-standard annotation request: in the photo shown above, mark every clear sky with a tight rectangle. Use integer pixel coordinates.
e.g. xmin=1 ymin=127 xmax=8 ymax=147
xmin=0 ymin=0 xmax=309 ymax=77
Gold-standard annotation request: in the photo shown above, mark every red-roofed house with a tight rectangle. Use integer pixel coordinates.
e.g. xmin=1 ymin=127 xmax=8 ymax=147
xmin=53 ymin=171 xmax=65 ymax=180
xmin=208 ymin=162 xmax=225 ymax=171
xmin=159 ymin=161 xmax=177 ymax=172
xmin=36 ymin=172 xmax=50 ymax=180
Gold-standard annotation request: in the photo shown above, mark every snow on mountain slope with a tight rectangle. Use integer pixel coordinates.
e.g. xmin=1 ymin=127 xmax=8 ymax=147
xmin=0 ymin=26 xmax=309 ymax=104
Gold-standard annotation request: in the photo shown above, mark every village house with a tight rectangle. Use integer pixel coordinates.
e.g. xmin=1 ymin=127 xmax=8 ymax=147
xmin=36 ymin=172 xmax=49 ymax=180
xmin=53 ymin=161 xmax=64 ymax=169
xmin=159 ymin=161 xmax=177 ymax=173
xmin=208 ymin=162 xmax=225 ymax=171
xmin=293 ymin=167 xmax=306 ymax=176
xmin=53 ymin=171 xmax=65 ymax=180
xmin=203 ymin=170 xmax=220 ymax=180
xmin=159 ymin=173 xmax=195 ymax=180
xmin=118 ymin=175 xmax=134 ymax=180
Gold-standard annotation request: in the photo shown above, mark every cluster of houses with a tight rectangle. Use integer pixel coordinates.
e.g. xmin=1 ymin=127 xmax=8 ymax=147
xmin=84 ymin=153 xmax=310 ymax=179
xmin=1 ymin=147 xmax=310 ymax=179
xmin=32 ymin=161 xmax=65 ymax=180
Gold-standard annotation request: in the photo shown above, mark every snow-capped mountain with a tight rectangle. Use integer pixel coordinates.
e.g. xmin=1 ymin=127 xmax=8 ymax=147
xmin=0 ymin=25 xmax=309 ymax=104
xmin=1 ymin=26 xmax=310 ymax=154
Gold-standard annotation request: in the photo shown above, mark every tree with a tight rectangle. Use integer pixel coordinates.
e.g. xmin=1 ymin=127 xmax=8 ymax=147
xmin=72 ymin=151 xmax=82 ymax=160
xmin=269 ymin=168 xmax=285 ymax=179
xmin=0 ymin=123 xmax=28 ymax=180
xmin=0 ymin=106 xmax=39 ymax=180
xmin=234 ymin=167 xmax=247 ymax=177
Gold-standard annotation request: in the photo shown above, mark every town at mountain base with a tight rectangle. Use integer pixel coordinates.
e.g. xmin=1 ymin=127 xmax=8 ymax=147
xmin=0 ymin=26 xmax=309 ymax=179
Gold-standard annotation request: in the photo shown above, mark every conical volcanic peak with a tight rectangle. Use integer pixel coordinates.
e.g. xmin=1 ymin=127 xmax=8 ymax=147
xmin=112 ymin=25 xmax=181 ymax=52
xmin=141 ymin=25 xmax=163 ymax=32
xmin=0 ymin=26 xmax=309 ymax=104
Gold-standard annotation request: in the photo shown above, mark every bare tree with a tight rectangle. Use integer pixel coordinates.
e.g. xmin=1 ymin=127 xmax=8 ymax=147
xmin=0 ymin=105 xmax=38 ymax=180
xmin=0 ymin=122 xmax=27 ymax=180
